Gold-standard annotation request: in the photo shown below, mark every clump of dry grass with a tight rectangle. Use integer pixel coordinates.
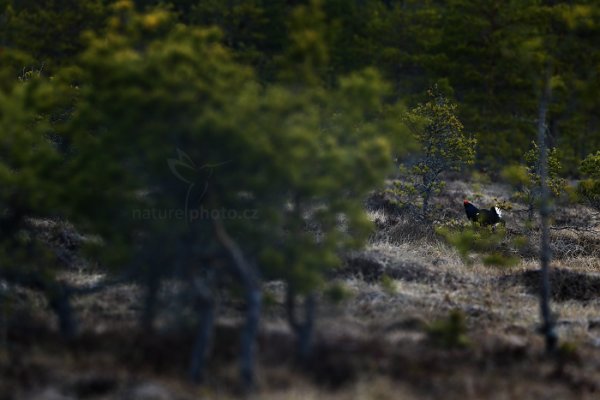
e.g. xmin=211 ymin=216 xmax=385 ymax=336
xmin=484 ymin=224 xmax=600 ymax=261
xmin=339 ymin=251 xmax=465 ymax=289
xmin=26 ymin=217 xmax=92 ymax=271
xmin=375 ymin=216 xmax=435 ymax=243
xmin=550 ymin=229 xmax=600 ymax=259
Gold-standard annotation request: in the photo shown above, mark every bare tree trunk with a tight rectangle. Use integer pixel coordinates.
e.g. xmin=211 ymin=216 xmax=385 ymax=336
xmin=189 ymin=279 xmax=214 ymax=383
xmin=422 ymin=189 xmax=431 ymax=221
xmin=527 ymin=201 xmax=535 ymax=223
xmin=0 ymin=269 xmax=78 ymax=340
xmin=141 ymin=274 xmax=159 ymax=332
xmin=0 ymin=281 xmax=7 ymax=355
xmin=421 ymin=172 xmax=433 ymax=221
xmin=285 ymin=285 xmax=316 ymax=363
xmin=241 ymin=284 xmax=261 ymax=389
xmin=48 ymin=285 xmax=78 ymax=340
xmin=537 ymin=63 xmax=557 ymax=352
xmin=213 ymin=218 xmax=261 ymax=390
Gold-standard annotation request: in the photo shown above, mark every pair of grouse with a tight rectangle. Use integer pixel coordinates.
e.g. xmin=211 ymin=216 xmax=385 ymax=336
xmin=463 ymin=199 xmax=503 ymax=226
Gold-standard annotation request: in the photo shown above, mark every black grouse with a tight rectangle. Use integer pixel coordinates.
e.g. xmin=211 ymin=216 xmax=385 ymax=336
xmin=463 ymin=199 xmax=503 ymax=226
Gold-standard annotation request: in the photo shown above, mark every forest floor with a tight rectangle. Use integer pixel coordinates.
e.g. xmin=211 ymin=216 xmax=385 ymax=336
xmin=3 ymin=180 xmax=600 ymax=399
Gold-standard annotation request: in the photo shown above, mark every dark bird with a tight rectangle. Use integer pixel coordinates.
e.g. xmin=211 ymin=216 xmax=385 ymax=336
xmin=463 ymin=199 xmax=503 ymax=226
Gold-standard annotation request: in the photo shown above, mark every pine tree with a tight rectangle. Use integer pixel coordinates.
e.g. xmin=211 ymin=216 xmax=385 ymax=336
xmin=399 ymin=87 xmax=475 ymax=220
xmin=56 ymin=1 xmax=408 ymax=386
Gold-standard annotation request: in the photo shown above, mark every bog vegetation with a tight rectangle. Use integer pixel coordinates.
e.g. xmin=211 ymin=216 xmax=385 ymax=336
xmin=2 ymin=0 xmax=600 ymax=398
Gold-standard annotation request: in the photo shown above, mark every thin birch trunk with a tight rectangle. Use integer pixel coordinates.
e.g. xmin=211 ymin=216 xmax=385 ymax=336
xmin=537 ymin=63 xmax=557 ymax=352
xmin=213 ymin=218 xmax=261 ymax=390
xmin=48 ymin=285 xmax=78 ymax=340
xmin=286 ymin=286 xmax=316 ymax=363
xmin=189 ymin=280 xmax=214 ymax=383
xmin=141 ymin=274 xmax=159 ymax=332
xmin=1 ymin=269 xmax=77 ymax=340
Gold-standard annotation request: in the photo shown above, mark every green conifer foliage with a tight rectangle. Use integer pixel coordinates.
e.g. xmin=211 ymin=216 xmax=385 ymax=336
xmin=53 ymin=1 xmax=408 ymax=384
xmin=399 ymin=88 xmax=475 ymax=220
xmin=1 ymin=0 xmax=108 ymax=73
xmin=0 ymin=76 xmax=79 ymax=337
xmin=578 ymin=151 xmax=600 ymax=211
xmin=502 ymin=142 xmax=566 ymax=221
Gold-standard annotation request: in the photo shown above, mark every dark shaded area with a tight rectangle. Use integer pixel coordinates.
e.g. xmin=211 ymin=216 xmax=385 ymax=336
xmin=499 ymin=268 xmax=600 ymax=302
xmin=337 ymin=253 xmax=467 ymax=289
xmin=365 ymin=191 xmax=406 ymax=220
